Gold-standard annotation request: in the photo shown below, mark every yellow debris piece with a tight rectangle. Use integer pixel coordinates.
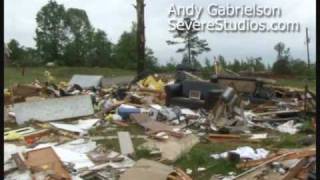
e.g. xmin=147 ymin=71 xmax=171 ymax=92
xmin=58 ymin=81 xmax=68 ymax=89
xmin=4 ymin=131 xmax=23 ymax=141
xmin=139 ymin=75 xmax=165 ymax=91
xmin=44 ymin=70 xmax=55 ymax=83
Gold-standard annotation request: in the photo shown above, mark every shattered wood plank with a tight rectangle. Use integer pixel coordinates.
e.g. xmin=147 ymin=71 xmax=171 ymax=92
xmin=4 ymin=107 xmax=9 ymax=122
xmin=237 ymin=148 xmax=316 ymax=169
xmin=252 ymin=117 xmax=301 ymax=122
xmin=234 ymin=152 xmax=291 ymax=179
xmin=12 ymin=153 xmax=27 ymax=171
xmin=12 ymin=84 xmax=41 ymax=97
xmin=118 ymin=131 xmax=135 ymax=155
xmin=25 ymin=147 xmax=71 ymax=180
xmin=295 ymin=161 xmax=315 ymax=180
xmin=254 ymin=110 xmax=301 ymax=117
xmin=13 ymin=95 xmax=94 ymax=124
xmin=174 ymin=167 xmax=193 ymax=180
xmin=282 ymin=158 xmax=308 ymax=180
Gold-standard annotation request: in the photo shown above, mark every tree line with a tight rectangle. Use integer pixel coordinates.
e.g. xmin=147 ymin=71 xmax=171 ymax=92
xmin=7 ymin=0 xmax=158 ymax=70
xmin=7 ymin=1 xmax=314 ymax=79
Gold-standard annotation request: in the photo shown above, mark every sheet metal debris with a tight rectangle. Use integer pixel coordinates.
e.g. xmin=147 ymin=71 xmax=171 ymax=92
xmin=13 ymin=95 xmax=94 ymax=124
xmin=118 ymin=131 xmax=135 ymax=155
xmin=69 ymin=74 xmax=103 ymax=88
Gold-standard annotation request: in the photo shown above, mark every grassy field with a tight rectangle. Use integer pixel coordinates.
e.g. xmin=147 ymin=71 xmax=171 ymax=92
xmin=4 ymin=67 xmax=134 ymax=88
xmin=277 ymin=78 xmax=316 ymax=93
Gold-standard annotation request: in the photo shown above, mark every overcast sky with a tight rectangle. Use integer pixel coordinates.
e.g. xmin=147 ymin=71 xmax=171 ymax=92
xmin=5 ymin=0 xmax=316 ymax=66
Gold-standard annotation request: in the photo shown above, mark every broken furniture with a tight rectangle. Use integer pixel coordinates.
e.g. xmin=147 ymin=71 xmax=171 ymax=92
xmin=210 ymin=74 xmax=275 ymax=100
xmin=165 ymin=80 xmax=223 ymax=109
xmin=207 ymin=87 xmax=246 ymax=131
xmin=69 ymin=74 xmax=103 ymax=89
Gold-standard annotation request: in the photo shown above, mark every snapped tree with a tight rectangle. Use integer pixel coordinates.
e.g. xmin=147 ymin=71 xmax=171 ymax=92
xmin=272 ymin=42 xmax=291 ymax=75
xmin=135 ymin=0 xmax=146 ymax=74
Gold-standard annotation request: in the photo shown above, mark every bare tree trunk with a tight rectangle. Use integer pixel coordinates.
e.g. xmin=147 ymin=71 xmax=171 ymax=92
xmin=21 ymin=66 xmax=25 ymax=76
xmin=187 ymin=36 xmax=191 ymax=66
xmin=305 ymin=28 xmax=310 ymax=69
xmin=136 ymin=0 xmax=145 ymax=74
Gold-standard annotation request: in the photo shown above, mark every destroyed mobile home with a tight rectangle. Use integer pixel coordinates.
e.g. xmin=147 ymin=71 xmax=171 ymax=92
xmin=3 ymin=72 xmax=316 ymax=180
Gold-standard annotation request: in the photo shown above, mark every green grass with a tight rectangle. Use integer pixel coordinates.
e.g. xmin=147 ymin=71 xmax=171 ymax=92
xmin=276 ymin=78 xmax=316 ymax=93
xmin=174 ymin=142 xmax=243 ymax=180
xmin=90 ymin=123 xmax=147 ymax=157
xmin=4 ymin=66 xmax=134 ymax=88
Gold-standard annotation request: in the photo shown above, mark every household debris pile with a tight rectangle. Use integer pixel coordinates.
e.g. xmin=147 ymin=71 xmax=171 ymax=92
xmin=4 ymin=72 xmax=316 ymax=180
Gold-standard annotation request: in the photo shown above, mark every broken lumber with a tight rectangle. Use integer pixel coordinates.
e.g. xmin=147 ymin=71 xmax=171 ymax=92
xmin=237 ymin=148 xmax=316 ymax=169
xmin=282 ymin=158 xmax=308 ymax=180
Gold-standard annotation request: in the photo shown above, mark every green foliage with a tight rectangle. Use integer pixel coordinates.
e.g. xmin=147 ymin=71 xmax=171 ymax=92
xmin=167 ymin=17 xmax=210 ymax=68
xmin=113 ymin=23 xmax=158 ymax=71
xmin=7 ymin=39 xmax=42 ymax=67
xmin=30 ymin=1 xmax=158 ymax=69
xmin=113 ymin=26 xmax=138 ymax=69
xmin=7 ymin=39 xmax=23 ymax=64
xmin=272 ymin=42 xmax=293 ymax=75
xmin=87 ymin=29 xmax=113 ymax=67
xmin=158 ymin=57 xmax=178 ymax=72
xmin=217 ymin=55 xmax=226 ymax=68
xmin=273 ymin=60 xmax=291 ymax=75
xmin=63 ymin=8 xmax=94 ymax=66
xmin=289 ymin=59 xmax=307 ymax=75
xmin=274 ymin=42 xmax=285 ymax=59
xmin=35 ymin=0 xmax=68 ymax=64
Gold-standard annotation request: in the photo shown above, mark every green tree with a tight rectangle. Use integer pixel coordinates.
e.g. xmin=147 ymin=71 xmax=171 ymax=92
xmin=230 ymin=59 xmax=241 ymax=72
xmin=64 ymin=8 xmax=94 ymax=66
xmin=272 ymin=42 xmax=291 ymax=75
xmin=289 ymin=59 xmax=307 ymax=75
xmin=113 ymin=26 xmax=137 ymax=69
xmin=7 ymin=39 xmax=24 ymax=66
xmin=253 ymin=57 xmax=265 ymax=71
xmin=167 ymin=17 xmax=210 ymax=68
xmin=35 ymin=0 xmax=68 ymax=64
xmin=144 ymin=49 xmax=159 ymax=72
xmin=113 ymin=23 xmax=158 ymax=70
xmin=217 ymin=55 xmax=226 ymax=68
xmin=7 ymin=39 xmax=41 ymax=75
xmin=274 ymin=42 xmax=285 ymax=60
xmin=85 ymin=29 xmax=113 ymax=67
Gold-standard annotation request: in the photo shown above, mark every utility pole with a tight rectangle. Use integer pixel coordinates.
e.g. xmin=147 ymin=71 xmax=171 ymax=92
xmin=305 ymin=28 xmax=311 ymax=69
xmin=135 ymin=0 xmax=145 ymax=74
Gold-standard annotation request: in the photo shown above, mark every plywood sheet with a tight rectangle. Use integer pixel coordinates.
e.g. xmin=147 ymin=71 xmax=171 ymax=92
xmin=25 ymin=147 xmax=71 ymax=179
